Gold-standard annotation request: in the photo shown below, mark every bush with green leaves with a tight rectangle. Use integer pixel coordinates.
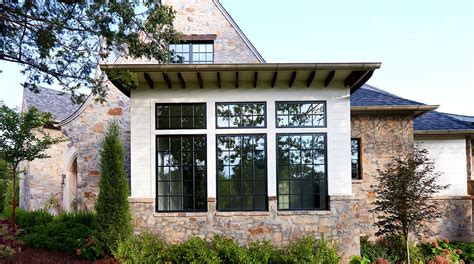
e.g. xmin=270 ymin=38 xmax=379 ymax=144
xmin=3 ymin=209 xmax=53 ymax=233
xmin=284 ymin=236 xmax=340 ymax=264
xmin=114 ymin=232 xmax=170 ymax=264
xmin=95 ymin=121 xmax=132 ymax=253
xmin=247 ymin=240 xmax=284 ymax=264
xmin=211 ymin=235 xmax=248 ymax=263
xmin=169 ymin=237 xmax=220 ymax=264
xmin=360 ymin=236 xmax=389 ymax=262
xmin=452 ymin=241 xmax=474 ymax=262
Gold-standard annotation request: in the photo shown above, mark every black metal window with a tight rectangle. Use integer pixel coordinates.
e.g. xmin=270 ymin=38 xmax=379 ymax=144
xmin=276 ymin=101 xmax=326 ymax=127
xmin=156 ymin=135 xmax=207 ymax=212
xmin=277 ymin=134 xmax=327 ymax=210
xmin=351 ymin=138 xmax=362 ymax=180
xmin=156 ymin=103 xmax=206 ymax=130
xmin=169 ymin=42 xmax=214 ymax=64
xmin=216 ymin=102 xmax=266 ymax=128
xmin=217 ymin=135 xmax=267 ymax=211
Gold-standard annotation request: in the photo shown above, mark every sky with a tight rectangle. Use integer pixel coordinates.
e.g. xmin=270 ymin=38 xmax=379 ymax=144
xmin=1 ymin=0 xmax=473 ymax=115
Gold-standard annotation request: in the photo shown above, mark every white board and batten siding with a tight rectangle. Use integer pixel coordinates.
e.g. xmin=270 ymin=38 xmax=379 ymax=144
xmin=416 ymin=137 xmax=468 ymax=196
xmin=130 ymin=84 xmax=353 ymax=200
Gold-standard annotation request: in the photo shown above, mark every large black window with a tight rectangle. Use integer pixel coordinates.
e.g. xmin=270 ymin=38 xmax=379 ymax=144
xmin=276 ymin=101 xmax=326 ymax=127
xmin=277 ymin=134 xmax=327 ymax=210
xmin=169 ymin=42 xmax=214 ymax=64
xmin=217 ymin=135 xmax=267 ymax=211
xmin=156 ymin=135 xmax=207 ymax=212
xmin=351 ymin=139 xmax=361 ymax=180
xmin=156 ymin=103 xmax=206 ymax=129
xmin=216 ymin=102 xmax=266 ymax=128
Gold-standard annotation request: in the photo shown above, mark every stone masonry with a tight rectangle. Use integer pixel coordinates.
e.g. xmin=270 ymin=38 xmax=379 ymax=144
xmin=130 ymin=195 xmax=360 ymax=262
xmin=61 ymin=84 xmax=131 ymax=210
xmin=20 ymin=128 xmax=68 ymax=210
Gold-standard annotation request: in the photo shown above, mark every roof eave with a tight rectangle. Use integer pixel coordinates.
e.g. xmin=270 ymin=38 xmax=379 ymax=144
xmin=351 ymin=105 xmax=439 ymax=116
xmin=414 ymin=129 xmax=474 ymax=135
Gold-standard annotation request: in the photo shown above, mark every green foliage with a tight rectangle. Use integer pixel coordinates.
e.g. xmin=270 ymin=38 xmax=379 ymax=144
xmin=169 ymin=237 xmax=220 ymax=264
xmin=360 ymin=236 xmax=389 ymax=262
xmin=452 ymin=241 xmax=474 ymax=262
xmin=95 ymin=121 xmax=132 ymax=253
xmin=0 ymin=154 xmax=9 ymax=213
xmin=247 ymin=240 xmax=284 ymax=264
xmin=2 ymin=178 xmax=18 ymax=214
xmin=419 ymin=240 xmax=461 ymax=263
xmin=114 ymin=232 xmax=169 ymax=264
xmin=0 ymin=105 xmax=64 ymax=226
xmin=1 ymin=1 xmax=181 ymax=103
xmin=285 ymin=236 xmax=341 ymax=264
xmin=349 ymin=255 xmax=371 ymax=264
xmin=211 ymin=235 xmax=249 ymax=263
xmin=4 ymin=208 xmax=53 ymax=233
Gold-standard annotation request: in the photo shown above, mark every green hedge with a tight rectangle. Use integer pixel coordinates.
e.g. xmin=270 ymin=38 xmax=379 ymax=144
xmin=115 ymin=233 xmax=340 ymax=264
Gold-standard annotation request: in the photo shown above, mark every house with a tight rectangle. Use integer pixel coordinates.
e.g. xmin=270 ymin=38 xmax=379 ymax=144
xmin=19 ymin=0 xmax=473 ymax=259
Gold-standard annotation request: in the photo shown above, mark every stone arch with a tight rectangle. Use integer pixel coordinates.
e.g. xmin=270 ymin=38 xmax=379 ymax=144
xmin=63 ymin=146 xmax=78 ymax=211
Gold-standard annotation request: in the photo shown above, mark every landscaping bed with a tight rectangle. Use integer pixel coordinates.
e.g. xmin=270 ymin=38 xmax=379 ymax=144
xmin=2 ymin=247 xmax=118 ymax=264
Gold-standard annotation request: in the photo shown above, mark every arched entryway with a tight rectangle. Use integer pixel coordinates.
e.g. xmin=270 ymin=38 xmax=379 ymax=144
xmin=63 ymin=156 xmax=78 ymax=211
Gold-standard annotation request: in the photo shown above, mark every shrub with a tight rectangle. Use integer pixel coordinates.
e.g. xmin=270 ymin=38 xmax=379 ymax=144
xmin=3 ymin=208 xmax=53 ymax=233
xmin=452 ymin=241 xmax=474 ymax=262
xmin=0 ymin=218 xmax=24 ymax=259
xmin=21 ymin=221 xmax=94 ymax=252
xmin=114 ymin=232 xmax=169 ymax=264
xmin=285 ymin=236 xmax=340 ymax=264
xmin=95 ymin=121 xmax=132 ymax=253
xmin=349 ymin=255 xmax=371 ymax=264
xmin=211 ymin=235 xmax=248 ymax=263
xmin=169 ymin=237 xmax=220 ymax=264
xmin=360 ymin=236 xmax=389 ymax=262
xmin=247 ymin=240 xmax=284 ymax=264
xmin=419 ymin=239 xmax=461 ymax=263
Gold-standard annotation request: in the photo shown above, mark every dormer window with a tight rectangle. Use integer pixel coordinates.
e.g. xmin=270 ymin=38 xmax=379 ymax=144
xmin=169 ymin=42 xmax=214 ymax=64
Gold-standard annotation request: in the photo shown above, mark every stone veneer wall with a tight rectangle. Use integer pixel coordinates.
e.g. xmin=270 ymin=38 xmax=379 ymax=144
xmin=61 ymin=84 xmax=130 ymax=210
xmin=19 ymin=128 xmax=68 ymax=210
xmin=130 ymin=195 xmax=360 ymax=262
xmin=428 ymin=197 xmax=472 ymax=242
xmin=351 ymin=114 xmax=415 ymax=238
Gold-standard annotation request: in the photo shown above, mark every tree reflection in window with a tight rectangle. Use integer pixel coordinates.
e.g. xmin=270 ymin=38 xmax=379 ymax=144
xmin=156 ymin=135 xmax=207 ymax=212
xmin=277 ymin=134 xmax=327 ymax=210
xmin=351 ymin=139 xmax=361 ymax=180
xmin=156 ymin=103 xmax=206 ymax=129
xmin=216 ymin=102 xmax=266 ymax=128
xmin=276 ymin=102 xmax=325 ymax=127
xmin=217 ymin=135 xmax=267 ymax=211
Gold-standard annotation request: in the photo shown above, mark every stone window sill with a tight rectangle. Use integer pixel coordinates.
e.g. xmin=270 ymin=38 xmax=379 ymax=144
xmin=153 ymin=212 xmax=208 ymax=218
xmin=215 ymin=211 xmax=270 ymax=217
xmin=277 ymin=210 xmax=331 ymax=216
xmin=352 ymin=179 xmax=364 ymax=184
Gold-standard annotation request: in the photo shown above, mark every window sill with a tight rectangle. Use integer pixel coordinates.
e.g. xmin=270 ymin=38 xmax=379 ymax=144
xmin=277 ymin=210 xmax=331 ymax=216
xmin=153 ymin=212 xmax=208 ymax=218
xmin=215 ymin=211 xmax=270 ymax=217
xmin=352 ymin=179 xmax=364 ymax=184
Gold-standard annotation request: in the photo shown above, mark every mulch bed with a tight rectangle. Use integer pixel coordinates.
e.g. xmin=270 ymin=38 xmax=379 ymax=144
xmin=0 ymin=247 xmax=119 ymax=264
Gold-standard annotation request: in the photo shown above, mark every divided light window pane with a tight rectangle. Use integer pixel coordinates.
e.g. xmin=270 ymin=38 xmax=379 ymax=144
xmin=216 ymin=102 xmax=266 ymax=128
xmin=351 ymin=139 xmax=361 ymax=180
xmin=169 ymin=43 xmax=214 ymax=64
xmin=156 ymin=103 xmax=206 ymax=129
xmin=276 ymin=102 xmax=326 ymax=127
xmin=277 ymin=134 xmax=327 ymax=210
xmin=217 ymin=135 xmax=267 ymax=211
xmin=156 ymin=135 xmax=207 ymax=212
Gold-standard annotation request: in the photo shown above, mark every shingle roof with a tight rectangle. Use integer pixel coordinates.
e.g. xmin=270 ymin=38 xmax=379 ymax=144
xmin=22 ymin=86 xmax=79 ymax=122
xmin=414 ymin=111 xmax=474 ymax=131
xmin=351 ymin=84 xmax=424 ymax=106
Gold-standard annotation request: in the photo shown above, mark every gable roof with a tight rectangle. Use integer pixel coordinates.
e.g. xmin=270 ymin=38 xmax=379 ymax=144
xmin=22 ymin=86 xmax=79 ymax=122
xmin=414 ymin=111 xmax=474 ymax=134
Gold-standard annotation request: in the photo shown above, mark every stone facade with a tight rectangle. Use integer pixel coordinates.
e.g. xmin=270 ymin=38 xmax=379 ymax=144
xmin=60 ymin=84 xmax=130 ymax=210
xmin=130 ymin=195 xmax=360 ymax=262
xmin=19 ymin=128 xmax=68 ymax=210
xmin=351 ymin=113 xmax=415 ymax=238
xmin=428 ymin=197 xmax=472 ymax=242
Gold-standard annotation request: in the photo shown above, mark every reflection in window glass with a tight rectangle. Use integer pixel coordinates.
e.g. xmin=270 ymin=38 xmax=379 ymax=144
xmin=277 ymin=134 xmax=327 ymax=210
xmin=156 ymin=135 xmax=207 ymax=212
xmin=216 ymin=103 xmax=266 ymax=128
xmin=217 ymin=135 xmax=267 ymax=211
xmin=351 ymin=139 xmax=361 ymax=180
xmin=276 ymin=102 xmax=325 ymax=127
xmin=156 ymin=103 xmax=206 ymax=129
xmin=169 ymin=42 xmax=214 ymax=64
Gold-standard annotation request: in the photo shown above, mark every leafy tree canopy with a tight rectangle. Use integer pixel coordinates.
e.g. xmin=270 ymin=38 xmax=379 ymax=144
xmin=1 ymin=0 xmax=181 ymax=103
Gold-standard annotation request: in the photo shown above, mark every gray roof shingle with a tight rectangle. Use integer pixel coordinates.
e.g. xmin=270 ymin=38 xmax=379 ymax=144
xmin=22 ymin=86 xmax=79 ymax=122
xmin=414 ymin=111 xmax=474 ymax=131
xmin=351 ymin=84 xmax=424 ymax=106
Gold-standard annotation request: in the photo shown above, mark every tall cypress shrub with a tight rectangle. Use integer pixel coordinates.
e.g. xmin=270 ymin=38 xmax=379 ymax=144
xmin=95 ymin=121 xmax=132 ymax=252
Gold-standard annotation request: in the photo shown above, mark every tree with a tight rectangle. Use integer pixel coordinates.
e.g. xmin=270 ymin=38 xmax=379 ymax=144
xmin=0 ymin=105 xmax=64 ymax=227
xmin=95 ymin=121 xmax=132 ymax=253
xmin=371 ymin=148 xmax=448 ymax=264
xmin=1 ymin=0 xmax=180 ymax=103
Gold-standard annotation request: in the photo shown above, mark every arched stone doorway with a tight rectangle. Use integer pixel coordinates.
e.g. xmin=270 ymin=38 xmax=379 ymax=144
xmin=63 ymin=156 xmax=78 ymax=211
